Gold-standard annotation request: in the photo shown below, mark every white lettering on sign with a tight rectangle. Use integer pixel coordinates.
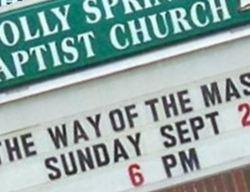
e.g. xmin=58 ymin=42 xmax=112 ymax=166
xmin=83 ymin=0 xmax=231 ymax=24
xmin=109 ymin=0 xmax=231 ymax=50
xmin=0 ymin=31 xmax=96 ymax=81
xmin=0 ymin=5 xmax=71 ymax=46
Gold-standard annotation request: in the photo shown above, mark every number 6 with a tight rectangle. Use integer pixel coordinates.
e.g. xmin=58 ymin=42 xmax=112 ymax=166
xmin=128 ymin=163 xmax=145 ymax=187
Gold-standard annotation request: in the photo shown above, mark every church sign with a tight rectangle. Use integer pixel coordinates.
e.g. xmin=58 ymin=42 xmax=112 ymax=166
xmin=0 ymin=0 xmax=250 ymax=90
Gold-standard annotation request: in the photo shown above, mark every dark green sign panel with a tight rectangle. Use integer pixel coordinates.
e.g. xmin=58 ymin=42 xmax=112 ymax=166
xmin=0 ymin=0 xmax=250 ymax=91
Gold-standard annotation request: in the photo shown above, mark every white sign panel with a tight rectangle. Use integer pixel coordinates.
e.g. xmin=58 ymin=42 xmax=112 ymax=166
xmin=0 ymin=36 xmax=250 ymax=192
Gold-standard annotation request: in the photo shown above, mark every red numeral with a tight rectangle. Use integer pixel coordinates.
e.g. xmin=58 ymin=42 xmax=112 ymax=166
xmin=128 ymin=164 xmax=144 ymax=187
xmin=238 ymin=103 xmax=250 ymax=127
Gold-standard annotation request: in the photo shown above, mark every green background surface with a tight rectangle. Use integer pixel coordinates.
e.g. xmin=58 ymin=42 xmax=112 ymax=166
xmin=0 ymin=0 xmax=250 ymax=91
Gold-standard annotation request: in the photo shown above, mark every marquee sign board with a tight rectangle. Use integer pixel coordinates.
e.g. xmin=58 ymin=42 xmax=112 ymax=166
xmin=0 ymin=35 xmax=250 ymax=192
xmin=1 ymin=0 xmax=250 ymax=91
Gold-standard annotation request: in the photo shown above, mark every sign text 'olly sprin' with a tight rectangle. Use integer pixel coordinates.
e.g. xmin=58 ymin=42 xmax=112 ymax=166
xmin=0 ymin=0 xmax=250 ymax=90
